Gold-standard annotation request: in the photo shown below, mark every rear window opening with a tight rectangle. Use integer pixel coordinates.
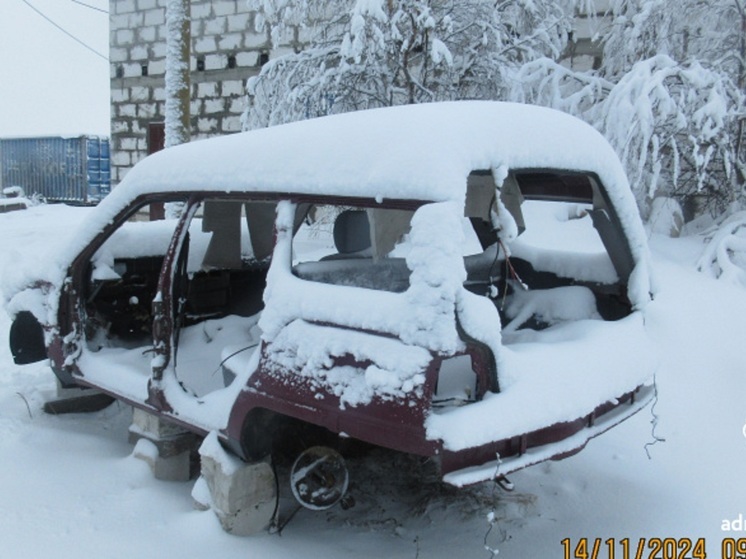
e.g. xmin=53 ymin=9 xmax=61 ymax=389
xmin=433 ymin=354 xmax=477 ymax=407
xmin=291 ymin=204 xmax=414 ymax=293
xmin=463 ymin=170 xmax=635 ymax=337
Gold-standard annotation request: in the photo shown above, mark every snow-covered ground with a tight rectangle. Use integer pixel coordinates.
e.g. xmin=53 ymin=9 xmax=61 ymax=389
xmin=1 ymin=203 xmax=745 ymax=558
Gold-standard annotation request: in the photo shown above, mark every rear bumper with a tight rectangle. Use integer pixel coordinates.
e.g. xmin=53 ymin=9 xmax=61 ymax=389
xmin=441 ymin=383 xmax=655 ymax=487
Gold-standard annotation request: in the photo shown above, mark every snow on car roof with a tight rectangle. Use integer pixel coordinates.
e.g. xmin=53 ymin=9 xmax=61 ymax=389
xmin=122 ymin=100 xmax=624 ymax=204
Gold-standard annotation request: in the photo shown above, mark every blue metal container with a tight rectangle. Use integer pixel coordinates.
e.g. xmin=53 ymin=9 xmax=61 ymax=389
xmin=0 ymin=136 xmax=111 ymax=204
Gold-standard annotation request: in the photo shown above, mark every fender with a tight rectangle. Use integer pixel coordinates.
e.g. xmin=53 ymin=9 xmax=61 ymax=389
xmin=9 ymin=311 xmax=47 ymax=365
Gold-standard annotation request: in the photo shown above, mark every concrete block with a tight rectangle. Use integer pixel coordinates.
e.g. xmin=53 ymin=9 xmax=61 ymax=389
xmin=198 ymin=433 xmax=276 ymax=536
xmin=118 ymin=103 xmax=136 ymax=118
xmin=228 ymin=98 xmax=245 ymax=114
xmin=222 ymin=80 xmax=245 ymax=97
xmin=112 ymin=150 xmax=131 ymax=166
xmin=190 ymin=19 xmax=202 ymax=38
xmin=236 ymin=51 xmax=259 ymax=67
xmin=244 ymin=32 xmax=269 ymax=49
xmin=131 ymin=407 xmax=185 ymax=439
xmin=130 ymin=86 xmax=149 ymax=102
xmin=137 ymin=0 xmax=157 ymax=10
xmin=110 ymin=15 xmax=129 ymax=32
xmin=149 ymin=58 xmax=166 ymax=75
xmin=191 ymin=2 xmax=212 ymax=19
xmin=197 ymin=82 xmax=218 ymax=98
xmin=227 ymin=12 xmax=250 ymax=32
xmin=204 ymin=53 xmax=224 ymax=71
xmin=110 ymin=47 xmax=128 ymax=63
xmin=144 ymin=8 xmax=165 ymax=26
xmin=120 ymin=137 xmax=138 ymax=151
xmin=204 ymin=16 xmax=226 ymax=35
xmin=127 ymin=11 xmax=144 ymax=28
xmin=212 ymin=1 xmax=237 ymax=16
xmin=116 ymin=29 xmax=134 ymax=45
xmin=133 ymin=438 xmax=192 ymax=481
xmin=152 ymin=43 xmax=167 ymax=58
xmin=123 ymin=63 xmax=142 ymax=78
xmin=112 ymin=120 xmax=130 ymax=133
xmin=111 ymin=88 xmax=130 ymax=103
xmin=195 ymin=37 xmax=217 ymax=54
xmin=129 ymin=408 xmax=200 ymax=482
xmin=197 ymin=117 xmax=218 ymax=133
xmin=116 ymin=0 xmax=136 ymax=14
xmin=218 ymin=33 xmax=242 ymax=51
xmin=222 ymin=116 xmax=243 ymax=132
xmin=138 ymin=103 xmax=158 ymax=118
xmin=130 ymin=46 xmax=148 ymax=60
xmin=138 ymin=26 xmax=157 ymax=43
xmin=204 ymin=98 xmax=225 ymax=114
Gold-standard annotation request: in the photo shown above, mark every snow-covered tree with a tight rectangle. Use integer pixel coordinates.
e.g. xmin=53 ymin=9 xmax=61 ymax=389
xmin=243 ymin=0 xmax=578 ymax=129
xmin=511 ymin=0 xmax=746 ymax=217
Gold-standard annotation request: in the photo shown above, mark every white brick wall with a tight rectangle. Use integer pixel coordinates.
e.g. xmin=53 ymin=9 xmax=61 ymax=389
xmin=109 ymin=0 xmax=277 ymax=186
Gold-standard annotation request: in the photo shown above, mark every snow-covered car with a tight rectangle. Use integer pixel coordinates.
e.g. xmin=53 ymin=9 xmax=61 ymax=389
xmin=7 ymin=101 xmax=655 ymax=498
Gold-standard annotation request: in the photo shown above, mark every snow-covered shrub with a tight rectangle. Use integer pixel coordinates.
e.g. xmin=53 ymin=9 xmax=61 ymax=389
xmin=697 ymin=211 xmax=746 ymax=286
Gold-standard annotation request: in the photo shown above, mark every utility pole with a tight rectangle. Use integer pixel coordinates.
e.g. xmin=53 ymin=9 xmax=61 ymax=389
xmin=158 ymin=0 xmax=190 ymax=219
xmin=165 ymin=0 xmax=191 ymax=149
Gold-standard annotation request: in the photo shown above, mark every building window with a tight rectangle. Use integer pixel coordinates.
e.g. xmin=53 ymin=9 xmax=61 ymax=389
xmin=259 ymin=52 xmax=269 ymax=66
xmin=197 ymin=57 xmax=205 ymax=71
xmin=227 ymin=54 xmax=237 ymax=69
xmin=115 ymin=65 xmax=124 ymax=78
xmin=141 ymin=64 xmax=148 ymax=77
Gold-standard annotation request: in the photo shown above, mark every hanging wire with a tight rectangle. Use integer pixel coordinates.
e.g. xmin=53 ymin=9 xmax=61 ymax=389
xmin=19 ymin=0 xmax=108 ymax=61
xmin=70 ymin=0 xmax=108 ymax=13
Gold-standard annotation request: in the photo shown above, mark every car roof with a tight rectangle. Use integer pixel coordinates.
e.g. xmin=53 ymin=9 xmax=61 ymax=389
xmin=119 ymin=101 xmax=625 ymax=204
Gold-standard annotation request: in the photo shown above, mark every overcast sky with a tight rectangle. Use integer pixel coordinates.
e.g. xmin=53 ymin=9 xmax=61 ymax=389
xmin=0 ymin=0 xmax=110 ymax=137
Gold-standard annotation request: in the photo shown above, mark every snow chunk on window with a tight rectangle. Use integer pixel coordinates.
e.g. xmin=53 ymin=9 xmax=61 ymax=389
xmin=402 ymin=202 xmax=465 ymax=354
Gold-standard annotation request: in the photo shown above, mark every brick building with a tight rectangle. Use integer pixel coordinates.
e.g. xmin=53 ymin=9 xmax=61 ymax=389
xmin=109 ymin=0 xmax=301 ymax=185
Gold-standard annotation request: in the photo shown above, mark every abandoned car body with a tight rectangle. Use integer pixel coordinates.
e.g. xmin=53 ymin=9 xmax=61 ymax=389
xmin=8 ymin=101 xmax=656 ymax=497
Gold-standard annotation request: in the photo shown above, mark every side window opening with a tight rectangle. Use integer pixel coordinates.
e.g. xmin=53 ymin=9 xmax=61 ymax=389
xmin=291 ymin=203 xmax=414 ymax=293
xmin=83 ymin=198 xmax=276 ymax=398
xmin=462 ymin=170 xmax=635 ymax=337
xmin=181 ymin=200 xmax=274 ymax=323
xmin=84 ymin=201 xmax=186 ymax=350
